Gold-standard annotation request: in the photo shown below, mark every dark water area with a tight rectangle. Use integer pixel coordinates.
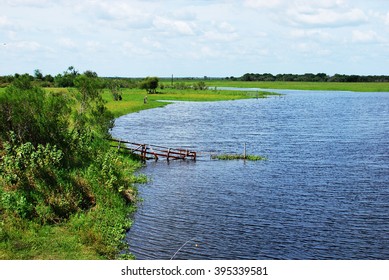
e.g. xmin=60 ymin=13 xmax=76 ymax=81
xmin=111 ymin=90 xmax=389 ymax=260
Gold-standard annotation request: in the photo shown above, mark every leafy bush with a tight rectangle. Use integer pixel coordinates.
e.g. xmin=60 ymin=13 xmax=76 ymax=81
xmin=0 ymin=137 xmax=95 ymax=223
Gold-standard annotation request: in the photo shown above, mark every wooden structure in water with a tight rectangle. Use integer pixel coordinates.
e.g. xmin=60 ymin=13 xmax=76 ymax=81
xmin=110 ymin=139 xmax=197 ymax=161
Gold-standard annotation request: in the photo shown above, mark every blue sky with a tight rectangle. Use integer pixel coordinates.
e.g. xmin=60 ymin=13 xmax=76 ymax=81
xmin=0 ymin=0 xmax=388 ymax=77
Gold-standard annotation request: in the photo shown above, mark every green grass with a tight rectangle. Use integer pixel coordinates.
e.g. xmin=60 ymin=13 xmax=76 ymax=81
xmin=0 ymin=219 xmax=103 ymax=259
xmin=0 ymin=151 xmax=144 ymax=260
xmin=204 ymin=80 xmax=389 ymax=92
xmin=103 ymin=87 xmax=275 ymax=117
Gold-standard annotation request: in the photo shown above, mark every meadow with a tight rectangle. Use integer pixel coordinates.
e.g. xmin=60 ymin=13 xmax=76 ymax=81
xmin=204 ymin=80 xmax=389 ymax=92
xmin=103 ymin=87 xmax=273 ymax=117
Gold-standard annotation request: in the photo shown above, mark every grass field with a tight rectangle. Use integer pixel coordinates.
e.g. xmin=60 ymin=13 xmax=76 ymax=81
xmin=3 ymin=81 xmax=388 ymax=117
xmin=203 ymin=80 xmax=389 ymax=92
xmin=103 ymin=87 xmax=274 ymax=117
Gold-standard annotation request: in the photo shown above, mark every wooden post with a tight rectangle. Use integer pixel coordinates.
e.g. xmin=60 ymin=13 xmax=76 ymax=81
xmin=244 ymin=143 xmax=246 ymax=160
xmin=142 ymin=144 xmax=147 ymax=160
xmin=167 ymin=148 xmax=171 ymax=161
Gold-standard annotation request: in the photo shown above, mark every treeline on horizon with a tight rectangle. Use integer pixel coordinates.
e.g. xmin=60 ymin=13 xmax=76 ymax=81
xmin=231 ymin=73 xmax=389 ymax=83
xmin=1 ymin=67 xmax=388 ymax=88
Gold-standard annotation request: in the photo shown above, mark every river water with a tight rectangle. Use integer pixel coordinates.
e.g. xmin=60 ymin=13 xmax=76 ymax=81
xmin=111 ymin=90 xmax=389 ymax=260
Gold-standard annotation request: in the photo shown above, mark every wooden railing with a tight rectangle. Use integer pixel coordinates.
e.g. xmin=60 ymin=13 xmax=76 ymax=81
xmin=109 ymin=139 xmax=196 ymax=161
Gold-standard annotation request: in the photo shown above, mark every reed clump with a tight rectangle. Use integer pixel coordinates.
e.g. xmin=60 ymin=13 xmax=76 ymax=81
xmin=211 ymin=154 xmax=266 ymax=161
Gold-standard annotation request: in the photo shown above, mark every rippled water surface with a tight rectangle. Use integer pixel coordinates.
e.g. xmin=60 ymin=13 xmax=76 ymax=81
xmin=111 ymin=90 xmax=389 ymax=260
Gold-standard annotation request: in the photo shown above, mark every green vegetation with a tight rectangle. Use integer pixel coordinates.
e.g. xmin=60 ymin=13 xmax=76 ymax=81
xmin=0 ymin=75 xmax=144 ymax=259
xmin=139 ymin=76 xmax=159 ymax=94
xmin=103 ymin=87 xmax=274 ymax=118
xmin=211 ymin=154 xmax=266 ymax=161
xmin=205 ymin=80 xmax=389 ymax=92
xmin=237 ymin=72 xmax=389 ymax=83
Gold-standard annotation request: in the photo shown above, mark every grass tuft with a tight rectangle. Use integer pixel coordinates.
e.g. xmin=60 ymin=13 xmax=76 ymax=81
xmin=211 ymin=154 xmax=266 ymax=161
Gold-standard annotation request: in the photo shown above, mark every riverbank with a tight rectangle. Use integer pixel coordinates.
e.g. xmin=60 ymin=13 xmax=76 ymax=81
xmin=103 ymin=87 xmax=275 ymax=117
xmin=0 ymin=82 xmax=146 ymax=260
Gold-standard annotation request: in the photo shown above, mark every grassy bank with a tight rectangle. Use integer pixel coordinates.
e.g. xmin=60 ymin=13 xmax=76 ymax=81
xmin=0 ymin=80 xmax=145 ymax=260
xmin=103 ymin=87 xmax=274 ymax=117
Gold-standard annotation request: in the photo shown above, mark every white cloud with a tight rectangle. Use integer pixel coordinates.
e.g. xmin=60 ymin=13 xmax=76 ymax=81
xmin=8 ymin=40 xmax=42 ymax=51
xmin=292 ymin=42 xmax=332 ymax=57
xmin=287 ymin=6 xmax=368 ymax=28
xmin=121 ymin=42 xmax=150 ymax=56
xmin=203 ymin=30 xmax=238 ymax=42
xmin=1 ymin=0 xmax=388 ymax=76
xmin=244 ymin=0 xmax=282 ymax=9
xmin=290 ymin=29 xmax=334 ymax=42
xmin=79 ymin=0 xmax=153 ymax=29
xmin=352 ymin=30 xmax=380 ymax=43
xmin=294 ymin=0 xmax=346 ymax=10
xmin=203 ymin=21 xmax=238 ymax=42
xmin=57 ymin=38 xmax=78 ymax=50
xmin=4 ymin=0 xmax=53 ymax=7
xmin=153 ymin=16 xmax=196 ymax=36
xmin=86 ymin=41 xmax=102 ymax=52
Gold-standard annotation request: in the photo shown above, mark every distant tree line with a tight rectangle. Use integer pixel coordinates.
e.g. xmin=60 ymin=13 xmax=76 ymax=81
xmin=0 ymin=66 xmax=140 ymax=89
xmin=3 ymin=68 xmax=388 ymax=89
xmin=230 ymin=73 xmax=389 ymax=82
xmin=0 ymin=67 xmax=211 ymax=94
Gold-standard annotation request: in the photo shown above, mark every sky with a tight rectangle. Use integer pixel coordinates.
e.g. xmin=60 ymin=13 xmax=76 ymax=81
xmin=0 ymin=0 xmax=389 ymax=77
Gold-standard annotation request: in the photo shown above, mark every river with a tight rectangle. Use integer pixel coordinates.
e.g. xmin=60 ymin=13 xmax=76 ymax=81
xmin=111 ymin=89 xmax=389 ymax=260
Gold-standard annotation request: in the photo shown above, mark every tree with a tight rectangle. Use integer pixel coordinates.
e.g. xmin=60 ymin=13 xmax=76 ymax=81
xmin=12 ymin=73 xmax=33 ymax=90
xmin=107 ymin=79 xmax=123 ymax=101
xmin=193 ymin=81 xmax=208 ymax=90
xmin=0 ymin=81 xmax=71 ymax=148
xmin=73 ymin=74 xmax=113 ymax=137
xmin=140 ymin=76 xmax=159 ymax=94
xmin=54 ymin=66 xmax=79 ymax=87
xmin=83 ymin=70 xmax=98 ymax=78
xmin=34 ymin=69 xmax=43 ymax=81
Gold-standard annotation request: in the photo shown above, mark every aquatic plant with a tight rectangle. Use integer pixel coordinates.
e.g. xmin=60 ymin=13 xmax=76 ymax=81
xmin=211 ymin=154 xmax=266 ymax=161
